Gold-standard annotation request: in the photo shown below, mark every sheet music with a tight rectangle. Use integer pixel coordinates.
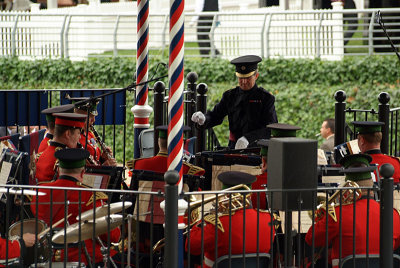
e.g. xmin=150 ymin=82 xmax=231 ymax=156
xmin=0 ymin=161 xmax=12 ymax=185
xmin=82 ymin=174 xmax=104 ymax=188
xmin=279 ymin=210 xmax=313 ymax=234
xmin=322 ymin=175 xmax=345 ymax=184
xmin=212 ymin=165 xmax=261 ymax=190
xmin=317 ymin=149 xmax=328 ymax=165
xmin=394 ymin=190 xmax=400 ymax=211
xmin=348 ymin=139 xmax=360 ymax=154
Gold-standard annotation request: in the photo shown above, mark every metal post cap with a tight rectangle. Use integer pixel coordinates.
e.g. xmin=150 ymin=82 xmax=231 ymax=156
xmin=186 ymin=72 xmax=198 ymax=83
xmin=334 ymin=90 xmax=346 ymax=102
xmin=380 ymin=163 xmax=394 ymax=178
xmin=153 ymin=81 xmax=166 ymax=93
xmin=164 ymin=170 xmax=180 ymax=185
xmin=378 ymin=92 xmax=390 ymax=104
xmin=196 ymin=83 xmax=208 ymax=95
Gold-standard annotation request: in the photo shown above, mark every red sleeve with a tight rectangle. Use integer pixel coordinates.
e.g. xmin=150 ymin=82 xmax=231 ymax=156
xmin=305 ymin=209 xmax=338 ymax=248
xmin=185 ymin=223 xmax=216 ymax=255
xmin=0 ymin=238 xmax=21 ymax=259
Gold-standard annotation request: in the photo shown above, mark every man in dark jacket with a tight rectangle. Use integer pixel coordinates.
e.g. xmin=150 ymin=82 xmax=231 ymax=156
xmin=191 ymin=55 xmax=278 ymax=149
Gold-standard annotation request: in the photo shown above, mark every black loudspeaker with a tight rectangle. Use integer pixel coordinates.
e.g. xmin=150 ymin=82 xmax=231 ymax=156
xmin=267 ymin=138 xmax=317 ymax=211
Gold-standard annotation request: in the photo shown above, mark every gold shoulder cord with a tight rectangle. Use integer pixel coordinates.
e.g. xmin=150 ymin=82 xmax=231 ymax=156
xmin=204 ymin=214 xmax=225 ymax=233
xmin=185 ymin=162 xmax=205 ymax=175
xmin=86 ymin=192 xmax=109 ymax=207
xmin=126 ymin=159 xmax=136 ymax=169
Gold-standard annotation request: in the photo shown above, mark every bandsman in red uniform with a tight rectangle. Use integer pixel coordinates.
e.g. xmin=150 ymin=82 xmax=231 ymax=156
xmin=31 ymin=148 xmax=121 ymax=265
xmin=186 ymin=171 xmax=275 ymax=268
xmin=38 ymin=104 xmax=75 ymax=153
xmin=0 ymin=234 xmax=36 ymax=265
xmin=352 ymin=121 xmax=400 ymax=183
xmin=305 ymin=154 xmax=400 ymax=268
xmin=72 ymin=97 xmax=117 ymax=167
xmin=127 ymin=125 xmax=205 ymax=176
xmin=251 ymin=123 xmax=301 ymax=210
xmin=35 ymin=113 xmax=86 ymax=184
xmin=126 ymin=125 xmax=204 ymax=263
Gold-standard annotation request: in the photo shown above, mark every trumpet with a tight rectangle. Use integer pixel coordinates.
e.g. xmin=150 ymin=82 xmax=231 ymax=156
xmin=312 ymin=180 xmax=362 ymax=223
xmin=90 ymin=125 xmax=114 ymax=161
xmin=153 ymin=184 xmax=252 ymax=252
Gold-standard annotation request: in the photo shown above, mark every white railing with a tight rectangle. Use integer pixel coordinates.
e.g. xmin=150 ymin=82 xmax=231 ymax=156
xmin=1 ymin=5 xmax=400 ymax=60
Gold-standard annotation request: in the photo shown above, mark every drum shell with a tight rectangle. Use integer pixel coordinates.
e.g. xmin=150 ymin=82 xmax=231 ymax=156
xmin=8 ymin=219 xmax=51 ymax=266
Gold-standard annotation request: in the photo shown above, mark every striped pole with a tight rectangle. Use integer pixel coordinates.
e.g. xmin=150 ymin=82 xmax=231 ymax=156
xmin=132 ymin=0 xmax=152 ymax=159
xmin=167 ymin=0 xmax=184 ymax=191
xmin=168 ymin=0 xmax=185 ymax=267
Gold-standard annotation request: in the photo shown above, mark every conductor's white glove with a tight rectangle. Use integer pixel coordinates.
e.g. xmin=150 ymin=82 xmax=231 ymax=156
xmin=191 ymin=111 xmax=206 ymax=125
xmin=235 ymin=136 xmax=249 ymax=149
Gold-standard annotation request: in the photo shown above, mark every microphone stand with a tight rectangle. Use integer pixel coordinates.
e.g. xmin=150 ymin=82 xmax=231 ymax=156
xmin=67 ymin=73 xmax=168 ymax=158
xmin=375 ymin=10 xmax=400 ymax=62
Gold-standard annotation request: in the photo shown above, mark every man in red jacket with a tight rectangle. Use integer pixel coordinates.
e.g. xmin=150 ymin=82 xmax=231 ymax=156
xmin=72 ymin=97 xmax=117 ymax=167
xmin=186 ymin=171 xmax=275 ymax=268
xmin=35 ymin=113 xmax=86 ymax=184
xmin=38 ymin=104 xmax=75 ymax=153
xmin=305 ymin=153 xmax=400 ymax=267
xmin=31 ymin=148 xmax=121 ymax=265
xmin=352 ymin=121 xmax=400 ymax=183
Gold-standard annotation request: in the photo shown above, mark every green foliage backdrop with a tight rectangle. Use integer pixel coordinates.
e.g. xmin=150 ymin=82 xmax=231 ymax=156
xmin=1 ymin=56 xmax=400 ymax=161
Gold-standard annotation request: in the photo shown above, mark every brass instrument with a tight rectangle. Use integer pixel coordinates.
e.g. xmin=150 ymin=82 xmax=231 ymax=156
xmin=153 ymin=184 xmax=252 ymax=252
xmin=312 ymin=180 xmax=362 ymax=223
xmin=311 ymin=180 xmax=362 ymax=264
xmin=90 ymin=125 xmax=114 ymax=161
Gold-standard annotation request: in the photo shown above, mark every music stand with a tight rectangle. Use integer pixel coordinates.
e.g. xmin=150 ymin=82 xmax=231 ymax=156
xmin=84 ymin=165 xmax=125 ymax=203
xmin=0 ymin=148 xmax=28 ymax=236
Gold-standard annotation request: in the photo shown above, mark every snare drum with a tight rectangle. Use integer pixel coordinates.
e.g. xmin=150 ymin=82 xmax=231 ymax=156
xmin=8 ymin=218 xmax=51 ymax=267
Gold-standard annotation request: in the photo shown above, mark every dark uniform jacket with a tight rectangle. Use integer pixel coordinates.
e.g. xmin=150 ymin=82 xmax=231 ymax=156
xmin=31 ymin=175 xmax=120 ymax=264
xmin=305 ymin=197 xmax=400 ymax=267
xmin=203 ymin=84 xmax=277 ymax=148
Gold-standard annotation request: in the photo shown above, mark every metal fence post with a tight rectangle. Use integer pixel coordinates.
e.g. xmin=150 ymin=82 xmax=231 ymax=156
xmin=368 ymin=11 xmax=376 ymax=56
xmin=379 ymin=163 xmax=394 ymax=268
xmin=186 ymin=72 xmax=198 ymax=137
xmin=153 ymin=81 xmax=166 ymax=155
xmin=11 ymin=14 xmax=20 ymax=57
xmin=378 ymin=92 xmax=390 ymax=155
xmin=113 ymin=15 xmax=121 ymax=57
xmin=163 ymin=170 xmax=179 ymax=268
xmin=334 ymin=90 xmax=347 ymax=146
xmin=195 ymin=83 xmax=208 ymax=155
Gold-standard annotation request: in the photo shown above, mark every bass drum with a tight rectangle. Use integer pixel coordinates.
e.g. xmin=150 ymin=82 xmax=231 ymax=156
xmin=8 ymin=218 xmax=51 ymax=267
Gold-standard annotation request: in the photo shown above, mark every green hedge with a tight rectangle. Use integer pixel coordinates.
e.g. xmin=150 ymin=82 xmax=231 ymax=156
xmin=1 ymin=56 xmax=400 ymax=161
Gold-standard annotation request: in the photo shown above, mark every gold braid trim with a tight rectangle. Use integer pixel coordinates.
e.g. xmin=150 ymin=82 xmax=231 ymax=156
xmin=86 ymin=192 xmax=109 ymax=207
xmin=184 ymin=162 xmax=205 ymax=176
xmin=126 ymin=159 xmax=136 ymax=169
xmin=204 ymin=214 xmax=225 ymax=233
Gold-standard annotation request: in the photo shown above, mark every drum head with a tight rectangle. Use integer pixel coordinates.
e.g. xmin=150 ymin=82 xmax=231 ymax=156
xmin=8 ymin=218 xmax=46 ymax=238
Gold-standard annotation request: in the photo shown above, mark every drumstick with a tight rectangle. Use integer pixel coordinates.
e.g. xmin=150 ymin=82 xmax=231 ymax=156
xmin=38 ymin=214 xmax=72 ymax=239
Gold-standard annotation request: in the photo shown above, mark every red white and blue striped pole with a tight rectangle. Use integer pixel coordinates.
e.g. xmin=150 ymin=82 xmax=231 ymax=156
xmin=132 ymin=0 xmax=152 ymax=159
xmin=168 ymin=0 xmax=185 ymax=266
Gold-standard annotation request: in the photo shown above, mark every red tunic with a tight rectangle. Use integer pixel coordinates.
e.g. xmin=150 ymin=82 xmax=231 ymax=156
xmin=38 ymin=132 xmax=53 ymax=153
xmin=186 ymin=209 xmax=275 ymax=268
xmin=31 ymin=175 xmax=120 ymax=264
xmin=367 ymin=150 xmax=400 ymax=183
xmin=251 ymin=172 xmax=268 ymax=210
xmin=305 ymin=198 xmax=400 ymax=267
xmin=0 ymin=238 xmax=21 ymax=264
xmin=79 ymin=132 xmax=101 ymax=163
xmin=35 ymin=141 xmax=66 ymax=184
xmin=133 ymin=152 xmax=205 ymax=176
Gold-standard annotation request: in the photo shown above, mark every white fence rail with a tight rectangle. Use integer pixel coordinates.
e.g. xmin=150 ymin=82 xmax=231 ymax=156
xmin=1 ymin=5 xmax=400 ymax=60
